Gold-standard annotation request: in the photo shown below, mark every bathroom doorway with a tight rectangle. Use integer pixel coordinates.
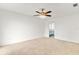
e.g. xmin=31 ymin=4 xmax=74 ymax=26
xmin=49 ymin=23 xmax=55 ymax=37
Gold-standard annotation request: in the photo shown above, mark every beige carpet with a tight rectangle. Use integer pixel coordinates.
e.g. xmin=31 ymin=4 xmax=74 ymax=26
xmin=0 ymin=37 xmax=79 ymax=55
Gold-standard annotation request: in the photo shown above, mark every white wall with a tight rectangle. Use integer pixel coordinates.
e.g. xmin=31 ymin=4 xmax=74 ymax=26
xmin=44 ymin=21 xmax=49 ymax=37
xmin=55 ymin=14 xmax=79 ymax=43
xmin=0 ymin=9 xmax=45 ymax=45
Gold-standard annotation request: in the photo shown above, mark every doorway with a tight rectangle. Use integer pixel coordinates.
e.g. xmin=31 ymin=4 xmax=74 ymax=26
xmin=49 ymin=23 xmax=55 ymax=37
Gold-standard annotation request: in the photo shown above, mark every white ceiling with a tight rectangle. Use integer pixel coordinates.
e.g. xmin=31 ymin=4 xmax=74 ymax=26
xmin=0 ymin=3 xmax=79 ymax=19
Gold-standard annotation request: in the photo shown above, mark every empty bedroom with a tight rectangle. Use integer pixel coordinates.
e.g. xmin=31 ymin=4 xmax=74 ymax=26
xmin=0 ymin=3 xmax=79 ymax=55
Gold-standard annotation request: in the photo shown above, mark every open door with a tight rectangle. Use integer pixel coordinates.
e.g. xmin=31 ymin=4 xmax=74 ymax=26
xmin=49 ymin=23 xmax=55 ymax=37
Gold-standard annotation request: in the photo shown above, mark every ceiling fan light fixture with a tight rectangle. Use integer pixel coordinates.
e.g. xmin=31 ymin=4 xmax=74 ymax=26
xmin=38 ymin=15 xmax=47 ymax=19
xmin=34 ymin=8 xmax=52 ymax=19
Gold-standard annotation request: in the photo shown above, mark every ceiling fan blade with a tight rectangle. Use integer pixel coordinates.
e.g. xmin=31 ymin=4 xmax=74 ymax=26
xmin=46 ymin=15 xmax=51 ymax=17
xmin=36 ymin=11 xmax=40 ymax=13
xmin=46 ymin=11 xmax=52 ymax=13
xmin=33 ymin=14 xmax=39 ymax=16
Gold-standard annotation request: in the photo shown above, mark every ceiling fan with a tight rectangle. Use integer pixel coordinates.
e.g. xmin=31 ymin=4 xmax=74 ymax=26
xmin=34 ymin=8 xmax=52 ymax=17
